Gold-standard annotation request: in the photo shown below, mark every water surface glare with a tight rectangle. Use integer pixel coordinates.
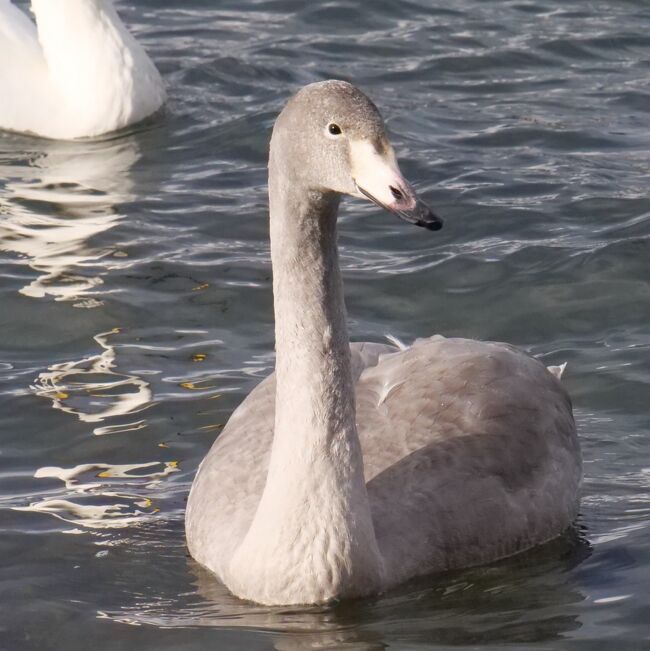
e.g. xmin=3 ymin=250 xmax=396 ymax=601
xmin=1 ymin=0 xmax=649 ymax=649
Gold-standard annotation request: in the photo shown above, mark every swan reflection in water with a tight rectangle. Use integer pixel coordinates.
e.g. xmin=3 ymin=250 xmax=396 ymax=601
xmin=14 ymin=460 xmax=179 ymax=531
xmin=32 ymin=327 xmax=153 ymax=435
xmin=100 ymin=530 xmax=589 ymax=651
xmin=0 ymin=134 xmax=140 ymax=307
xmin=0 ymin=133 xmax=164 ymax=526
xmin=0 ymin=133 xmax=155 ymax=433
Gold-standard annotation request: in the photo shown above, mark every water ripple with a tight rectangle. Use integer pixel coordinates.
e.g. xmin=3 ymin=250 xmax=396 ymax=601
xmin=1 ymin=0 xmax=650 ymax=648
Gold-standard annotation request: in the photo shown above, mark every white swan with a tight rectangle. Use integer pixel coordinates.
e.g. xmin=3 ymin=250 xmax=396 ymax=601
xmin=185 ymin=80 xmax=581 ymax=606
xmin=0 ymin=0 xmax=165 ymax=139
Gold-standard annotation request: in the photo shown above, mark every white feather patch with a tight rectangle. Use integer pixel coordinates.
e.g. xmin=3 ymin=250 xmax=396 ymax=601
xmin=385 ymin=334 xmax=408 ymax=351
xmin=547 ymin=362 xmax=567 ymax=380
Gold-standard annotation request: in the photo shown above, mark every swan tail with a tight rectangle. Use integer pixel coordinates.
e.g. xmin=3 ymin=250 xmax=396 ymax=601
xmin=547 ymin=362 xmax=567 ymax=380
xmin=385 ymin=334 xmax=408 ymax=351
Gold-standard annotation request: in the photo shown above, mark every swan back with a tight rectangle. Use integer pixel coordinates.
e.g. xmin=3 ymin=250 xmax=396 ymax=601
xmin=32 ymin=0 xmax=164 ymax=136
xmin=0 ymin=0 xmax=165 ymax=139
xmin=187 ymin=337 xmax=580 ymax=598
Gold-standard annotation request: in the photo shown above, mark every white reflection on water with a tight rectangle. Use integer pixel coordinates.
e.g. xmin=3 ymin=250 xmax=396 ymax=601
xmin=14 ymin=461 xmax=179 ymax=530
xmin=97 ymin=537 xmax=588 ymax=651
xmin=102 ymin=562 xmax=388 ymax=650
xmin=0 ymin=135 xmax=139 ymax=306
xmin=32 ymin=328 xmax=153 ymax=434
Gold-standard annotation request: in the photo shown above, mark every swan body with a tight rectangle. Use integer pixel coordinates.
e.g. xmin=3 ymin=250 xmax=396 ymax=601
xmin=0 ymin=0 xmax=165 ymax=139
xmin=185 ymin=81 xmax=581 ymax=606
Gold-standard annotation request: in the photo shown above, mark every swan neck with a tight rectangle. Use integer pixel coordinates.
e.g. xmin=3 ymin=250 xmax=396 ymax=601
xmin=270 ymin=184 xmax=354 ymax=446
xmin=225 ymin=167 xmax=384 ymax=604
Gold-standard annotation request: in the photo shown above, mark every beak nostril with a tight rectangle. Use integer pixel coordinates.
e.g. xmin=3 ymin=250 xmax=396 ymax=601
xmin=389 ymin=186 xmax=403 ymax=201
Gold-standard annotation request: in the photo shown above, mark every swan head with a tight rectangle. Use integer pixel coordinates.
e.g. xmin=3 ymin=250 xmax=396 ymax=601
xmin=270 ymin=80 xmax=443 ymax=231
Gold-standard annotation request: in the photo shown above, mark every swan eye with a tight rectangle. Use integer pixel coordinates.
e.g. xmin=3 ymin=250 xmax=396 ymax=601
xmin=327 ymin=123 xmax=342 ymax=136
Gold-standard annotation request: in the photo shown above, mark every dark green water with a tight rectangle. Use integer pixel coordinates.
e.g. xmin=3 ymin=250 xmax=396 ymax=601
xmin=1 ymin=0 xmax=649 ymax=649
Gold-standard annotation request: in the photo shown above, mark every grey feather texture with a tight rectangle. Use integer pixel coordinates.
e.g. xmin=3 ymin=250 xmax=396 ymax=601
xmin=185 ymin=80 xmax=581 ymax=605
xmin=187 ymin=338 xmax=580 ymax=585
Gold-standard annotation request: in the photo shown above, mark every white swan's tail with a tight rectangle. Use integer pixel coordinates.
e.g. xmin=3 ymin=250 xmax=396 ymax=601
xmin=547 ymin=362 xmax=567 ymax=380
xmin=384 ymin=334 xmax=408 ymax=351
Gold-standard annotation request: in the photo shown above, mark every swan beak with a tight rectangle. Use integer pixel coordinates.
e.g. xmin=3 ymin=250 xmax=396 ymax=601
xmin=350 ymin=140 xmax=444 ymax=231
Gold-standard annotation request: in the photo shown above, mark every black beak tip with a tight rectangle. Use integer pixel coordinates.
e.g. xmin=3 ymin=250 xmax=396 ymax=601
xmin=421 ymin=217 xmax=443 ymax=231
xmin=412 ymin=200 xmax=443 ymax=232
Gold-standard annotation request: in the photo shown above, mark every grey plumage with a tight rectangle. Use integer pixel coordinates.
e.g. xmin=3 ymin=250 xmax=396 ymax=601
xmin=186 ymin=80 xmax=581 ymax=605
xmin=188 ymin=338 xmax=580 ymax=583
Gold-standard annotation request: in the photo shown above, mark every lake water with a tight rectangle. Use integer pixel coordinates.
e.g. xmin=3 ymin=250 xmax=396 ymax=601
xmin=1 ymin=0 xmax=649 ymax=649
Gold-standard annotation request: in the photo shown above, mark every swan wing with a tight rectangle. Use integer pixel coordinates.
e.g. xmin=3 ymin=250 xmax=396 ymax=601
xmin=185 ymin=372 xmax=276 ymax=576
xmin=355 ymin=336 xmax=581 ymax=583
xmin=186 ymin=338 xmax=580 ymax=583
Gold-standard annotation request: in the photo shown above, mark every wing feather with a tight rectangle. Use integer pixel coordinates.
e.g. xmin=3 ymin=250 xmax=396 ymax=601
xmin=186 ymin=337 xmax=581 ymax=583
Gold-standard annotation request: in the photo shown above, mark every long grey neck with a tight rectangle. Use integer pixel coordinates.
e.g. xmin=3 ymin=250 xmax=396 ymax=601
xmin=226 ymin=166 xmax=383 ymax=604
xmin=270 ymin=183 xmax=355 ymax=452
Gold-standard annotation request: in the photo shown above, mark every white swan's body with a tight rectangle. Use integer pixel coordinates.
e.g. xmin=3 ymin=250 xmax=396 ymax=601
xmin=0 ymin=0 xmax=165 ymax=139
xmin=185 ymin=81 xmax=581 ymax=606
